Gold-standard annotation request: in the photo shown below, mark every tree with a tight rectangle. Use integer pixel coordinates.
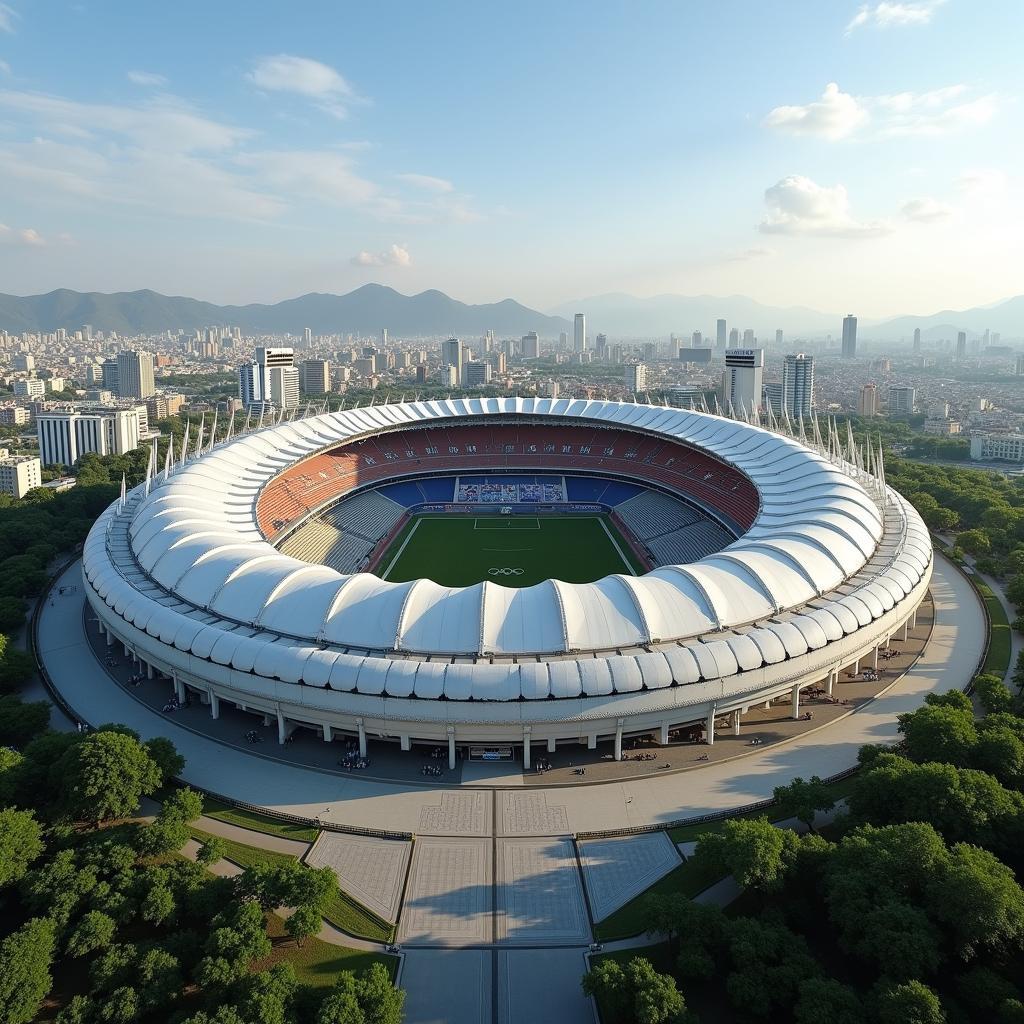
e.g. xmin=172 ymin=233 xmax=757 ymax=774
xmin=140 ymin=883 xmax=176 ymax=925
xmin=693 ymin=817 xmax=798 ymax=890
xmin=57 ymin=730 xmax=161 ymax=824
xmin=65 ymin=910 xmax=116 ymax=957
xmin=772 ymin=776 xmax=835 ymax=830
xmin=285 ymin=903 xmax=321 ymax=948
xmin=161 ymin=786 xmax=203 ymax=823
xmin=958 ymin=529 xmax=991 ymax=556
xmin=876 ymin=980 xmax=946 ymax=1024
xmin=794 ymin=978 xmax=867 ymax=1024
xmin=898 ymin=703 xmax=978 ymax=765
xmin=55 ymin=996 xmax=95 ymax=1024
xmin=0 ymin=597 xmax=26 ymax=633
xmin=144 ymin=737 xmax=185 ymax=785
xmin=0 ymin=917 xmax=56 ymax=1024
xmin=0 ymin=807 xmax=44 ymax=887
xmin=316 ymin=974 xmax=366 ymax=1024
xmin=0 ymin=647 xmax=34 ymax=694
xmin=355 ymin=962 xmax=406 ymax=1024
xmin=95 ymin=986 xmax=139 ymax=1024
xmin=582 ymin=957 xmax=687 ymax=1024
xmin=0 ymin=696 xmax=51 ymax=747
xmin=974 ymin=674 xmax=1015 ymax=715
xmin=236 ymin=964 xmax=297 ymax=1024
xmin=198 ymin=837 xmax=228 ymax=867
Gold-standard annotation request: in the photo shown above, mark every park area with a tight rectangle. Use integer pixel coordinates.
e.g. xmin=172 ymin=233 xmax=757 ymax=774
xmin=377 ymin=513 xmax=644 ymax=587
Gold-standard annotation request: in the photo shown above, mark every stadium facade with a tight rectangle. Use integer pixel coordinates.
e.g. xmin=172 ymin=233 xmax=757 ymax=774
xmin=83 ymin=398 xmax=931 ymax=767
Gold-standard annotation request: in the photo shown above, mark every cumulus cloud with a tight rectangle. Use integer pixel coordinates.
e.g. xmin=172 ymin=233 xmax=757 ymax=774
xmin=759 ymin=175 xmax=891 ymax=237
xmin=248 ymin=54 xmax=358 ymax=119
xmin=351 ymin=244 xmax=412 ymax=267
xmin=396 ymin=173 xmax=455 ymax=193
xmin=846 ymin=1 xmax=945 ymax=34
xmin=0 ymin=3 xmax=16 ymax=33
xmin=0 ymin=223 xmax=47 ymax=246
xmin=901 ymin=197 xmax=953 ymax=222
xmin=764 ymin=82 xmax=996 ymax=140
xmin=763 ymin=83 xmax=867 ymax=140
xmin=127 ymin=70 xmax=168 ymax=87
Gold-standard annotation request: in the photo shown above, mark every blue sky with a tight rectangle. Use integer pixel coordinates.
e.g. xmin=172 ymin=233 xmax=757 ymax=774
xmin=0 ymin=0 xmax=1020 ymax=315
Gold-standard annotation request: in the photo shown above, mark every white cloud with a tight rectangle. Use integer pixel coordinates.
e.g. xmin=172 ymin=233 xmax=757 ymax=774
xmin=248 ymin=54 xmax=358 ymax=119
xmin=956 ymin=168 xmax=1007 ymax=196
xmin=0 ymin=59 xmax=10 ymax=75
xmin=763 ymin=83 xmax=867 ymax=140
xmin=764 ymin=82 xmax=997 ymax=141
xmin=0 ymin=223 xmax=46 ymax=246
xmin=846 ymin=1 xmax=945 ymax=34
xmin=127 ymin=70 xmax=168 ymax=88
xmin=351 ymin=244 xmax=412 ymax=267
xmin=396 ymin=173 xmax=455 ymax=193
xmin=759 ymin=175 xmax=891 ymax=237
xmin=0 ymin=3 xmax=16 ymax=33
xmin=725 ymin=246 xmax=774 ymax=262
xmin=901 ymin=197 xmax=953 ymax=222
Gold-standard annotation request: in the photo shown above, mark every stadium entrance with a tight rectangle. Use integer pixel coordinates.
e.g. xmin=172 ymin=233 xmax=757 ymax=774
xmin=469 ymin=745 xmax=514 ymax=761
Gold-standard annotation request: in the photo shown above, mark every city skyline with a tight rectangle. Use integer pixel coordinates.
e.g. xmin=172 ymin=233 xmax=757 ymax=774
xmin=0 ymin=1 xmax=1020 ymax=316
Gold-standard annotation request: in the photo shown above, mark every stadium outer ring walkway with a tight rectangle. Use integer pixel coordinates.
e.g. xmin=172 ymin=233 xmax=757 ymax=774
xmin=37 ymin=552 xmax=983 ymax=836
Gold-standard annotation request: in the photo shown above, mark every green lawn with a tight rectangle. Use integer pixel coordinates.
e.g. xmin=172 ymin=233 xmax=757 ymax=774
xmin=975 ymin=578 xmax=1012 ymax=677
xmin=188 ymin=826 xmax=298 ymax=870
xmin=592 ymin=858 xmax=726 ymax=942
xmin=377 ymin=513 xmax=642 ymax=587
xmin=200 ymin=796 xmax=320 ymax=844
xmin=666 ymin=807 xmax=770 ymax=845
xmin=260 ymin=914 xmax=398 ymax=987
xmin=321 ymin=892 xmax=395 ymax=944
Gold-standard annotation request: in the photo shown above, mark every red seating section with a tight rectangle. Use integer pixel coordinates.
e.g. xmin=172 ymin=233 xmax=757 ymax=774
xmin=257 ymin=423 xmax=759 ymax=538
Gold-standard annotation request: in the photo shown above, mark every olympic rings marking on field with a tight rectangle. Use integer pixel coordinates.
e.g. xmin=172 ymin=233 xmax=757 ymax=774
xmin=488 ymin=567 xmax=525 ymax=576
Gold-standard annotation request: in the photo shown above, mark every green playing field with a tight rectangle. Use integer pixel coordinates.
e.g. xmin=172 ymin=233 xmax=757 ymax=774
xmin=376 ymin=514 xmax=644 ymax=588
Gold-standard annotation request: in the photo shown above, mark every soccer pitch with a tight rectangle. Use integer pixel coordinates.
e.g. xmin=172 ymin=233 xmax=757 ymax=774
xmin=377 ymin=515 xmax=645 ymax=588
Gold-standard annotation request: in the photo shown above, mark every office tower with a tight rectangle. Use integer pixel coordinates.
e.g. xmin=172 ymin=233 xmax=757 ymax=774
xmin=441 ymin=364 xmax=458 ymax=387
xmin=300 ymin=360 xmax=331 ymax=395
xmin=37 ymin=408 xmax=142 ymax=466
xmin=691 ymin=331 xmax=703 ymax=347
xmin=491 ymin=352 xmax=507 ymax=374
xmin=858 ymin=384 xmax=878 ymax=416
xmin=781 ymin=353 xmax=814 ymax=420
xmin=841 ymin=315 xmax=857 ymax=359
xmin=775 ymin=330 xmax=784 ymax=347
xmin=626 ymin=363 xmax=647 ymax=392
xmin=716 ymin=319 xmax=727 ymax=350
xmin=539 ymin=380 xmax=560 ymax=399
xmin=464 ymin=361 xmax=492 ymax=387
xmin=889 ymin=386 xmax=916 ymax=416
xmin=303 ymin=327 xmax=312 ymax=349
xmin=742 ymin=329 xmax=755 ymax=346
xmin=956 ymin=332 xmax=967 ymax=360
xmin=521 ymin=332 xmax=540 ymax=359
xmin=559 ymin=331 xmax=568 ymax=349
xmin=728 ymin=328 xmax=740 ymax=346
xmin=13 ymin=379 xmax=46 ymax=399
xmin=415 ymin=365 xmax=427 ymax=384
xmin=81 ymin=324 xmax=93 ymax=341
xmin=101 ymin=358 xmax=120 ymax=393
xmin=1015 ymin=354 xmax=1024 ymax=377
xmin=238 ymin=347 xmax=296 ymax=408
xmin=913 ymin=328 xmax=921 ymax=354
xmin=12 ymin=353 xmax=34 ymax=372
xmin=441 ymin=338 xmax=463 ymax=384
xmin=722 ymin=348 xmax=764 ymax=417
xmin=574 ymin=313 xmax=586 ymax=352
xmin=380 ymin=329 xmax=388 ymax=348
xmin=762 ymin=382 xmax=784 ymax=416
xmin=595 ymin=333 xmax=608 ymax=359
xmin=116 ymin=350 xmax=155 ymax=399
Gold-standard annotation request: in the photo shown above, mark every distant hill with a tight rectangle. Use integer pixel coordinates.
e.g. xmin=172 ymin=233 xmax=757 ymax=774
xmin=0 ymin=284 xmax=571 ymax=337
xmin=547 ymin=292 xmax=846 ymax=338
xmin=862 ymin=294 xmax=1024 ymax=341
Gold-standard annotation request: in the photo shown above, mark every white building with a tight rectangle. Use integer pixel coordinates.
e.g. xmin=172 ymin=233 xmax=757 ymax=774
xmin=626 ymin=362 xmax=647 ymax=392
xmin=842 ymin=315 xmax=857 ymax=359
xmin=520 ymin=332 xmax=540 ymax=359
xmin=463 ymin=361 xmax=492 ymax=387
xmin=574 ymin=313 xmax=586 ymax=353
xmin=889 ymin=386 xmax=916 ymax=416
xmin=441 ymin=338 xmax=463 ymax=385
xmin=859 ymin=384 xmax=878 ymax=417
xmin=37 ymin=407 xmax=142 ymax=467
xmin=299 ymin=360 xmax=331 ymax=396
xmin=971 ymin=433 xmax=1024 ymax=463
xmin=238 ymin=348 xmax=297 ymax=409
xmin=13 ymin=379 xmax=46 ymax=399
xmin=722 ymin=348 xmax=764 ymax=417
xmin=782 ymin=353 xmax=814 ymax=420
xmin=116 ymin=350 xmax=155 ymax=400
xmin=0 ymin=452 xmax=41 ymax=499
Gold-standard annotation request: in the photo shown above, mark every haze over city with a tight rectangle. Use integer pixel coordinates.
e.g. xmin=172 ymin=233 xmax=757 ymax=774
xmin=0 ymin=0 xmax=1021 ymax=316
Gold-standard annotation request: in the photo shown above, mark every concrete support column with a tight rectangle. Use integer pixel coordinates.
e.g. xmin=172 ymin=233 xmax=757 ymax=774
xmin=357 ymin=719 xmax=367 ymax=758
xmin=614 ymin=721 xmax=623 ymax=761
xmin=262 ymin=714 xmax=272 ymax=726
xmin=763 ymin=700 xmax=771 ymax=710
xmin=826 ymin=670 xmax=835 ymax=697
xmin=400 ymin=735 xmax=411 ymax=752
xmin=911 ymin=609 xmax=918 ymax=630
xmin=546 ymin=736 xmax=556 ymax=754
xmin=322 ymin=723 xmax=333 ymax=743
xmin=105 ymin=628 xmax=113 ymax=647
xmin=901 ymin=621 xmax=909 ymax=642
xmin=732 ymin=709 xmax=741 ymax=735
xmin=209 ymin=693 xmax=219 ymax=720
xmin=447 ymin=727 xmax=456 ymax=770
xmin=523 ymin=727 xmax=532 ymax=769
xmin=791 ymin=684 xmax=801 ymax=720
xmin=587 ymin=734 xmax=597 ymax=750
xmin=872 ymin=647 xmax=879 ymax=670
xmin=123 ymin=642 xmax=130 ymax=657
xmin=659 ymin=722 xmax=670 ymax=745
xmin=277 ymin=710 xmax=286 ymax=745
xmin=173 ymin=674 xmax=184 ymax=703
xmin=705 ymin=707 xmax=716 ymax=746
xmin=146 ymin=662 xmax=154 ymax=680
xmin=853 ymin=659 xmax=861 ymax=674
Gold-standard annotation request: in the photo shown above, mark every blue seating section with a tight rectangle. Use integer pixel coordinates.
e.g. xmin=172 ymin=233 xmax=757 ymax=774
xmin=376 ymin=481 xmax=427 ymax=506
xmin=415 ymin=478 xmax=456 ymax=502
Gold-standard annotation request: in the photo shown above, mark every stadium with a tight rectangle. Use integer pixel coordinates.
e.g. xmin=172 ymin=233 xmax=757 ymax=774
xmin=82 ymin=397 xmax=932 ymax=769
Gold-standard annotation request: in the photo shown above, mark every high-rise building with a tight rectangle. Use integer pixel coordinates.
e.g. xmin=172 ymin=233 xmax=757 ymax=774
xmin=691 ymin=331 xmax=703 ymax=347
xmin=101 ymin=359 xmax=120 ymax=393
xmin=595 ymin=333 xmax=608 ymax=358
xmin=716 ymin=319 xmax=727 ymax=350
xmin=238 ymin=347 xmax=296 ymax=408
xmin=781 ymin=353 xmax=814 ymax=419
xmin=463 ymin=361 xmax=492 ymax=387
xmin=440 ymin=364 xmax=458 ymax=388
xmin=12 ymin=354 xmax=35 ymax=372
xmin=722 ymin=348 xmax=764 ymax=417
xmin=491 ymin=352 xmax=507 ymax=374
xmin=521 ymin=332 xmax=540 ymax=359
xmin=441 ymin=338 xmax=463 ymax=384
xmin=728 ymin=327 xmax=739 ymax=346
xmin=267 ymin=366 xmax=300 ymax=409
xmin=303 ymin=327 xmax=312 ymax=349
xmin=889 ymin=386 xmax=916 ymax=416
xmin=13 ymin=379 xmax=46 ymax=399
xmin=775 ymin=329 xmax=784 ymax=347
xmin=858 ymin=384 xmax=878 ymax=416
xmin=0 ymin=453 xmax=41 ymax=499
xmin=37 ymin=408 xmax=142 ymax=466
xmin=116 ymin=350 xmax=155 ymax=399
xmin=742 ymin=329 xmax=755 ymax=346
xmin=300 ymin=360 xmax=331 ymax=395
xmin=626 ymin=363 xmax=647 ymax=392
xmin=956 ymin=332 xmax=967 ymax=360
xmin=913 ymin=328 xmax=922 ymax=354
xmin=381 ymin=329 xmax=388 ymax=348
xmin=558 ymin=331 xmax=568 ymax=349
xmin=573 ymin=313 xmax=586 ymax=353
xmin=841 ymin=315 xmax=858 ymax=359
xmin=762 ymin=382 xmax=784 ymax=416
xmin=1015 ymin=354 xmax=1024 ymax=377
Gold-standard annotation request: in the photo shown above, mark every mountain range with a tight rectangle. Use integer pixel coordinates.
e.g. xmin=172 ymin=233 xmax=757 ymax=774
xmin=1 ymin=284 xmax=1022 ymax=340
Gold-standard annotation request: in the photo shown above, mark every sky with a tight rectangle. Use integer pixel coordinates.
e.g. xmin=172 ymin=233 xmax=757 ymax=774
xmin=0 ymin=0 xmax=1021 ymax=316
